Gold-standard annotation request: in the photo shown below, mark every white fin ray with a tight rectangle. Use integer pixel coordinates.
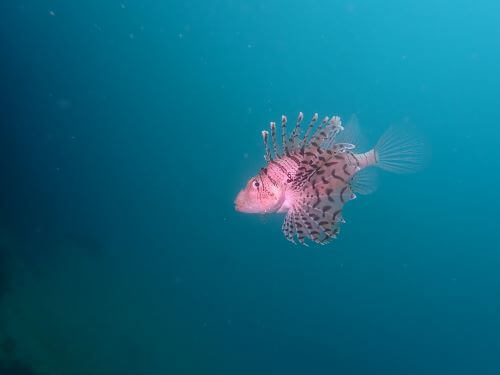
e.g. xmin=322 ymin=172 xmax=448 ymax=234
xmin=282 ymin=210 xmax=296 ymax=244
xmin=292 ymin=209 xmax=309 ymax=245
xmin=288 ymin=181 xmax=353 ymax=244
xmin=350 ymin=167 xmax=379 ymax=195
xmin=313 ymin=116 xmax=343 ymax=151
xmin=375 ymin=125 xmax=427 ymax=173
xmin=333 ymin=114 xmax=369 ymax=152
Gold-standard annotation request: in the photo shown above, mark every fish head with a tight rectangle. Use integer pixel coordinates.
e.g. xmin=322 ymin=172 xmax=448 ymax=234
xmin=235 ymin=174 xmax=285 ymax=214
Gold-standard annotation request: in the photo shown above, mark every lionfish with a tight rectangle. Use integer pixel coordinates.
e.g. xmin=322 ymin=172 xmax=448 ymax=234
xmin=235 ymin=112 xmax=424 ymax=245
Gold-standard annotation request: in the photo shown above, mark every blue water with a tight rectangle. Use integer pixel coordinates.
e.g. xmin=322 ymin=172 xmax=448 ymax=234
xmin=1 ymin=1 xmax=499 ymax=374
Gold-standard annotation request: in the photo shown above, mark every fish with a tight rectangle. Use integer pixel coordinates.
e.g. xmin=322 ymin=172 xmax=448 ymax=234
xmin=234 ymin=112 xmax=425 ymax=245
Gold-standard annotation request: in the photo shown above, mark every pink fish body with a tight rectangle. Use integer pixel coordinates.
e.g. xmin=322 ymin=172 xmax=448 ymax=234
xmin=235 ymin=113 xmax=424 ymax=244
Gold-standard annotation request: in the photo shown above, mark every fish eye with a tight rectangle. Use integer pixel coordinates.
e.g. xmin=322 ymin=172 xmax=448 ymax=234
xmin=252 ymin=180 xmax=260 ymax=188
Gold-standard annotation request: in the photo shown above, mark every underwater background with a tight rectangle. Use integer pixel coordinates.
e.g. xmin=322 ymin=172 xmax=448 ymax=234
xmin=1 ymin=1 xmax=499 ymax=374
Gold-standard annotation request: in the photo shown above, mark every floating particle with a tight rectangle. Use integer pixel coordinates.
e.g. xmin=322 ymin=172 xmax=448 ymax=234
xmin=49 ymin=10 xmax=55 ymax=16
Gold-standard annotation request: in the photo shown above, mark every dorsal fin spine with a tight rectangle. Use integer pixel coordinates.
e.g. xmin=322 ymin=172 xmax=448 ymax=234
xmin=261 ymin=130 xmax=272 ymax=162
xmin=270 ymin=122 xmax=280 ymax=158
xmin=310 ymin=116 xmax=330 ymax=147
xmin=281 ymin=115 xmax=290 ymax=156
xmin=289 ymin=112 xmax=304 ymax=150
xmin=300 ymin=113 xmax=319 ymax=152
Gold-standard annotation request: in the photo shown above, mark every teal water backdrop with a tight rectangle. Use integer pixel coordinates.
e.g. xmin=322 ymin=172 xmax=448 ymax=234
xmin=0 ymin=1 xmax=499 ymax=374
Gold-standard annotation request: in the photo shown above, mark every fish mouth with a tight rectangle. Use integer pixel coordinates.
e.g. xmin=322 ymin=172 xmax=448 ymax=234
xmin=234 ymin=200 xmax=243 ymax=212
xmin=234 ymin=192 xmax=244 ymax=212
xmin=234 ymin=193 xmax=249 ymax=213
xmin=234 ymin=191 xmax=257 ymax=213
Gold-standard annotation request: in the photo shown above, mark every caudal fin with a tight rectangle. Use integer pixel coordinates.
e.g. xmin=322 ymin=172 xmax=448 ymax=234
xmin=375 ymin=125 xmax=427 ymax=173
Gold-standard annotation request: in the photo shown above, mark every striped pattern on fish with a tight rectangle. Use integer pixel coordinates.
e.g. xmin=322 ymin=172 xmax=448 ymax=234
xmin=235 ymin=112 xmax=424 ymax=245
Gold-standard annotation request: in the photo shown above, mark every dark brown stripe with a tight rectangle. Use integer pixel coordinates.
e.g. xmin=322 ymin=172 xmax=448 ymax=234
xmin=322 ymin=205 xmax=332 ymax=214
xmin=326 ymin=188 xmax=335 ymax=202
xmin=333 ymin=210 xmax=341 ymax=221
xmin=331 ymin=169 xmax=347 ymax=183
xmin=343 ymin=164 xmax=351 ymax=176
xmin=312 ymin=189 xmax=321 ymax=208
xmin=289 ymin=155 xmax=300 ymax=165
xmin=350 ymin=152 xmax=360 ymax=167
xmin=270 ymin=160 xmax=287 ymax=175
xmin=340 ymin=186 xmax=348 ymax=203
xmin=310 ymin=213 xmax=320 ymax=221
xmin=325 ymin=161 xmax=339 ymax=167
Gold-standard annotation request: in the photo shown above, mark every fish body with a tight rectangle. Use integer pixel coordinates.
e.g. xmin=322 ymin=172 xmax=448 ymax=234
xmin=235 ymin=113 xmax=424 ymax=245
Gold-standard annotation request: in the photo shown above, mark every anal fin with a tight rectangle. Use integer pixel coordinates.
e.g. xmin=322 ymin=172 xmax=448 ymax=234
xmin=350 ymin=167 xmax=379 ymax=195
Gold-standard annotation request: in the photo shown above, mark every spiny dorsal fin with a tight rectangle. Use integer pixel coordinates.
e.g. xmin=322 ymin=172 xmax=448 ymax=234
xmin=261 ymin=113 xmax=352 ymax=178
xmin=315 ymin=116 xmax=344 ymax=149
xmin=303 ymin=116 xmax=344 ymax=163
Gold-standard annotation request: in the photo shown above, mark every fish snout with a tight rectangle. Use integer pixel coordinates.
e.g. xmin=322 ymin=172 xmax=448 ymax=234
xmin=234 ymin=191 xmax=245 ymax=212
xmin=235 ymin=190 xmax=258 ymax=213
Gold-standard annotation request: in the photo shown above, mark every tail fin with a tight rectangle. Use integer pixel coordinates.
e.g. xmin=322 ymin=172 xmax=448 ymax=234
xmin=375 ymin=125 xmax=427 ymax=173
